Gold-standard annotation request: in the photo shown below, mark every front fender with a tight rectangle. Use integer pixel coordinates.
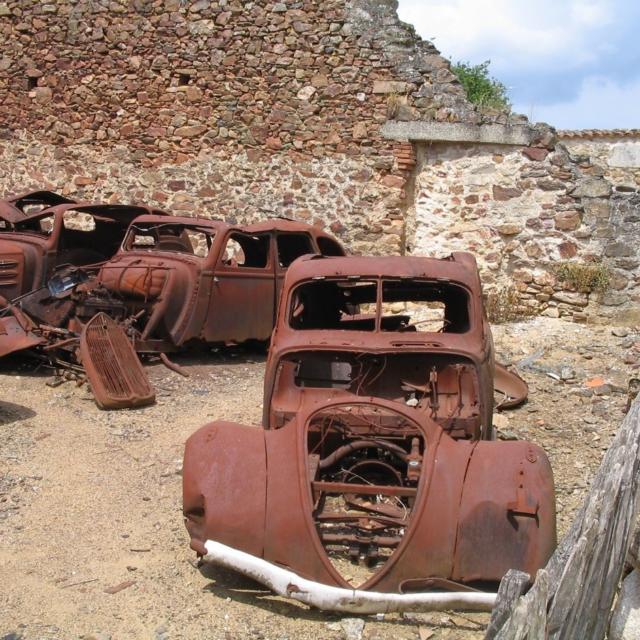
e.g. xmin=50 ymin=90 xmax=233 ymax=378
xmin=183 ymin=421 xmax=267 ymax=557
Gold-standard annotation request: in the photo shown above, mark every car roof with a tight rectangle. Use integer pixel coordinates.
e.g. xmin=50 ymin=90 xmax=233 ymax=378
xmin=282 ymin=254 xmax=481 ymax=289
xmin=0 ymin=190 xmax=79 ymax=224
xmin=5 ymin=203 xmax=170 ymax=225
xmin=127 ymin=215 xmax=338 ymax=238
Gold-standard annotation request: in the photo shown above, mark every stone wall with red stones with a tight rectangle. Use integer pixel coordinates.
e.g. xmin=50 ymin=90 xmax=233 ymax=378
xmin=0 ymin=0 xmax=502 ymax=254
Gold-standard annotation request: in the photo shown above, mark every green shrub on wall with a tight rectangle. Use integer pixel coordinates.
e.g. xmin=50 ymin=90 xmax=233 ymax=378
xmin=451 ymin=60 xmax=511 ymax=111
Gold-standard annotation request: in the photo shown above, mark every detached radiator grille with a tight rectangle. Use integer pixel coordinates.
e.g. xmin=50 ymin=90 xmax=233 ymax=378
xmin=80 ymin=312 xmax=155 ymax=410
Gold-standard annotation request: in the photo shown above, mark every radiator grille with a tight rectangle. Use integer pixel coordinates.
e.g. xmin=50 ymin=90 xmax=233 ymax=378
xmin=81 ymin=312 xmax=155 ymax=409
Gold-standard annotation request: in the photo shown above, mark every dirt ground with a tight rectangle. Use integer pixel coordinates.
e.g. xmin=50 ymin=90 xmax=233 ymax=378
xmin=0 ymin=317 xmax=637 ymax=640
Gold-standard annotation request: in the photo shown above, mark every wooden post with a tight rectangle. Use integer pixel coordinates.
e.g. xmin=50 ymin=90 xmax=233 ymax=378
xmin=485 ymin=570 xmax=530 ymax=640
xmin=485 ymin=397 xmax=640 ymax=639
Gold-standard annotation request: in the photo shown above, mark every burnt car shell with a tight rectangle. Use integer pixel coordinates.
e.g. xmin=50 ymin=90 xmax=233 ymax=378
xmin=183 ymin=253 xmax=556 ymax=598
xmin=184 ymin=397 xmax=556 ymax=592
xmin=0 ymin=202 xmax=168 ymax=300
xmin=69 ymin=216 xmax=346 ymax=351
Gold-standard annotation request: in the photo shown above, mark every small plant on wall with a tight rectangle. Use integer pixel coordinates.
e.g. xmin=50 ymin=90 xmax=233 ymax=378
xmin=484 ymin=285 xmax=535 ymax=324
xmin=553 ymin=261 xmax=611 ymax=294
xmin=451 ymin=60 xmax=511 ymax=112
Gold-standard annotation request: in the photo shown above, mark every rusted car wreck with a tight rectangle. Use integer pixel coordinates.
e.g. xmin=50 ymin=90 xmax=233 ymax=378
xmin=0 ymin=192 xmax=168 ymax=300
xmin=183 ymin=254 xmax=556 ymax=613
xmin=0 ymin=215 xmax=346 ymax=408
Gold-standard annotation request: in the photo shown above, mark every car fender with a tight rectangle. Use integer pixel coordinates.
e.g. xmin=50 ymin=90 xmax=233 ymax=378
xmin=183 ymin=421 xmax=267 ymax=557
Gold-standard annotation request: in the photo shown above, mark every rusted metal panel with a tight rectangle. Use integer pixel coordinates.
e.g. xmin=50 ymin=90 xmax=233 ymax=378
xmin=494 ymin=363 xmax=529 ymax=410
xmin=0 ymin=314 xmax=45 ymax=357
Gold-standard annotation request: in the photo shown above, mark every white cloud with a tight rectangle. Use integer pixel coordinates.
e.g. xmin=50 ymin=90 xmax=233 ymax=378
xmin=397 ymin=0 xmax=616 ymax=74
xmin=515 ymin=76 xmax=640 ymax=129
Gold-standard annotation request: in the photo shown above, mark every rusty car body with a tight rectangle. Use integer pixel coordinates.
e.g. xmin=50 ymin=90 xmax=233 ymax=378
xmin=183 ymin=253 xmax=556 ymax=611
xmin=0 ymin=195 xmax=168 ymax=301
xmin=38 ymin=215 xmax=346 ymax=352
xmin=0 ymin=216 xmax=345 ymax=407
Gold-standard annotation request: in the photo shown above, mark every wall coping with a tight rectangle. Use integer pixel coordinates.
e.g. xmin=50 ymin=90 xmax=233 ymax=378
xmin=381 ymin=120 xmax=538 ymax=146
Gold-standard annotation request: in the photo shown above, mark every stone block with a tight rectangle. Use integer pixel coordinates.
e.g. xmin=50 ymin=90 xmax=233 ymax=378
xmin=583 ymin=198 xmax=610 ymax=220
xmin=174 ymin=125 xmax=206 ymax=138
xmin=552 ymin=291 xmax=589 ymax=307
xmin=554 ymin=211 xmax=581 ymax=231
xmin=372 ymin=80 xmax=410 ymax=94
xmin=522 ymin=147 xmax=549 ymax=162
xmin=492 ymin=185 xmax=522 ymax=201
xmin=558 ymin=241 xmax=577 ymax=259
xmin=496 ymin=222 xmax=523 ymax=236
xmin=33 ymin=87 xmax=52 ymax=104
xmin=600 ymin=291 xmax=629 ymax=306
xmin=605 ymin=242 xmax=634 ymax=258
xmin=571 ymin=177 xmax=612 ymax=198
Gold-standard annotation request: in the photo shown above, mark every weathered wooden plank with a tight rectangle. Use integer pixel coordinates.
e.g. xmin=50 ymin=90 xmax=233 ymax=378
xmin=486 ymin=397 xmax=640 ymax=640
xmin=493 ymin=570 xmax=549 ymax=640
xmin=485 ymin=570 xmax=530 ymax=640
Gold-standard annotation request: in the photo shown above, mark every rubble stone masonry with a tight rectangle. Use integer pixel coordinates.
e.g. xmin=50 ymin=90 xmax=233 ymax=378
xmin=409 ymin=138 xmax=640 ymax=322
xmin=0 ymin=0 xmax=638 ymax=321
xmin=0 ymin=0 xmax=490 ymax=254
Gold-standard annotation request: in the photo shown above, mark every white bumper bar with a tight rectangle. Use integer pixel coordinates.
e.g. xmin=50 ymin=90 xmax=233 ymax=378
xmin=203 ymin=539 xmax=497 ymax=614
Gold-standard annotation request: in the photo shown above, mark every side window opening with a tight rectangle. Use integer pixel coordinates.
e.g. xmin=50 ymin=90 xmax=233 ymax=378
xmin=126 ymin=224 xmax=214 ymax=255
xmin=221 ymin=233 xmax=270 ymax=269
xmin=277 ymin=233 xmax=314 ymax=268
xmin=62 ymin=211 xmax=97 ymax=232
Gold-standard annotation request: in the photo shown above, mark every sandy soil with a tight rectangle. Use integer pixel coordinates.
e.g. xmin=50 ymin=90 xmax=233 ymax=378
xmin=0 ymin=317 xmax=636 ymax=640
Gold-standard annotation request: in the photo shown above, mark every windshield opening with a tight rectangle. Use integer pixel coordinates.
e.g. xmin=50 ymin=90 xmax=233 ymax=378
xmin=289 ymin=278 xmax=472 ymax=333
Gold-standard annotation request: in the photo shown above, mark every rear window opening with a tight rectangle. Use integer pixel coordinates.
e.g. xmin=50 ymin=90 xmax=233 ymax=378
xmin=277 ymin=233 xmax=314 ymax=268
xmin=317 ymin=236 xmax=345 ymax=257
xmin=288 ymin=278 xmax=471 ymax=333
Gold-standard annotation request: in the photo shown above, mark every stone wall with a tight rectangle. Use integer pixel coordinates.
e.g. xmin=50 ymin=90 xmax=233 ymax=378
xmin=406 ymin=136 xmax=640 ymax=323
xmin=1 ymin=0 xmax=637 ymax=322
xmin=0 ymin=0 xmax=501 ymax=255
xmin=561 ymin=135 xmax=640 ymax=189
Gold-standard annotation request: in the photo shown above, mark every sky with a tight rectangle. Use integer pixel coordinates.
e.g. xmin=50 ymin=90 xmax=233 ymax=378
xmin=396 ymin=0 xmax=640 ymax=130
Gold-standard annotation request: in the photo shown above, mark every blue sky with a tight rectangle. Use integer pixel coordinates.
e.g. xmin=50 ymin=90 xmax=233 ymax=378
xmin=397 ymin=0 xmax=640 ymax=130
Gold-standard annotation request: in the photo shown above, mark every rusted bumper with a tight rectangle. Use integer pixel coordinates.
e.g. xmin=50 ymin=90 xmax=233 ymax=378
xmin=202 ymin=539 xmax=497 ymax=614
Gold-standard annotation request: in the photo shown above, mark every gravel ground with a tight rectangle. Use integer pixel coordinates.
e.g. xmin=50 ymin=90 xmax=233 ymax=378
xmin=0 ymin=317 xmax=637 ymax=640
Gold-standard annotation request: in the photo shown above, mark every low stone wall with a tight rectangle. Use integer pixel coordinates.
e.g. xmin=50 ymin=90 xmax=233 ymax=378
xmin=406 ymin=138 xmax=640 ymax=323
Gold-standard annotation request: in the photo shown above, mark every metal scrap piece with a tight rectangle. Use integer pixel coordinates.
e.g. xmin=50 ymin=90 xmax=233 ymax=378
xmin=80 ymin=312 xmax=155 ymax=410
